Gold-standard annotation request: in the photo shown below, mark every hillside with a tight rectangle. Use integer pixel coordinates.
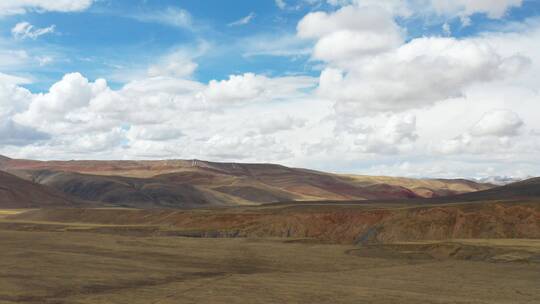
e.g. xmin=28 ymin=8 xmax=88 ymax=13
xmin=404 ymin=177 xmax=540 ymax=204
xmin=0 ymin=156 xmax=495 ymax=207
xmin=342 ymin=175 xmax=493 ymax=197
xmin=0 ymin=171 xmax=77 ymax=208
xmin=28 ymin=170 xmax=243 ymax=209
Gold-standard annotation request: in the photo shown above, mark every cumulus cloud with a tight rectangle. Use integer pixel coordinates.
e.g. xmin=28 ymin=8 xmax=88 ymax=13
xmin=0 ymin=120 xmax=50 ymax=146
xmin=4 ymin=70 xmax=315 ymax=161
xmin=0 ymin=82 xmax=32 ymax=119
xmin=12 ymin=22 xmax=55 ymax=40
xmin=0 ymin=1 xmax=539 ymax=178
xmin=435 ymin=110 xmax=525 ymax=154
xmin=67 ymin=128 xmax=127 ymax=153
xmin=296 ymin=4 xmax=529 ymax=117
xmin=127 ymin=125 xmax=184 ymax=141
xmin=317 ymin=37 xmax=530 ymax=113
xmin=204 ymin=73 xmax=316 ymax=104
xmin=0 ymin=72 xmax=31 ymax=86
xmin=255 ymin=115 xmax=306 ymax=135
xmin=203 ymin=134 xmax=293 ymax=160
xmin=298 ymin=5 xmax=404 ymax=62
xmin=437 ymin=133 xmax=473 ymax=154
xmin=470 ymin=110 xmax=524 ymax=137
xmin=354 ymin=114 xmax=418 ymax=154
xmin=15 ymin=73 xmax=108 ymax=130
xmin=0 ymin=0 xmax=93 ymax=15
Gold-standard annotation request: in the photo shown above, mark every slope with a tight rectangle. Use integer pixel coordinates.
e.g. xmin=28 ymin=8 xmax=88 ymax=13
xmin=0 ymin=156 xmax=494 ymax=206
xmin=0 ymin=171 xmax=78 ymax=208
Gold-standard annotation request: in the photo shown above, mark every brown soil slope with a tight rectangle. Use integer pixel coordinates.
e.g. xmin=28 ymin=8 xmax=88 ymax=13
xmin=13 ymin=200 xmax=540 ymax=244
xmin=28 ymin=170 xmax=242 ymax=209
xmin=0 ymin=171 xmax=77 ymax=208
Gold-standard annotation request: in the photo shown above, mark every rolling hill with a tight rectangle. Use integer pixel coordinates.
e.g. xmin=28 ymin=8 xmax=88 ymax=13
xmin=0 ymin=155 xmax=495 ymax=208
xmin=0 ymin=170 xmax=77 ymax=208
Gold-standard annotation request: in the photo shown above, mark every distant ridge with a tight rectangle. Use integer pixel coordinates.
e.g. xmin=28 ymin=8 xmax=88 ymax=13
xmin=450 ymin=177 xmax=540 ymax=201
xmin=0 ymin=156 xmax=495 ymax=208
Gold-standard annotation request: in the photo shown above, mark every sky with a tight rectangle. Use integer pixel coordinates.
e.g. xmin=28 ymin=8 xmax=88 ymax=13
xmin=0 ymin=0 xmax=540 ymax=179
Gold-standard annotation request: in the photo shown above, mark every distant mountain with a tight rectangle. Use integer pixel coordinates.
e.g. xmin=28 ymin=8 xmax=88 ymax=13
xmin=0 ymin=155 xmax=495 ymax=208
xmin=474 ymin=176 xmax=529 ymax=186
xmin=446 ymin=177 xmax=540 ymax=202
xmin=0 ymin=170 xmax=78 ymax=208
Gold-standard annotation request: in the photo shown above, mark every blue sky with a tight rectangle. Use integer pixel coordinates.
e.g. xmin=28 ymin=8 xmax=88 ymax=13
xmin=4 ymin=0 xmax=538 ymax=91
xmin=1 ymin=0 xmax=540 ymax=178
xmin=2 ymin=0 xmax=322 ymax=90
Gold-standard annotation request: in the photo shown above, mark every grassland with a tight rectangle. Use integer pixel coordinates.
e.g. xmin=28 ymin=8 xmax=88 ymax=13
xmin=0 ymin=213 xmax=539 ymax=304
xmin=0 ymin=210 xmax=26 ymax=218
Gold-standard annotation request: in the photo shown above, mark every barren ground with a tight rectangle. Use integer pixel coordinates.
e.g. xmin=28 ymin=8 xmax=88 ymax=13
xmin=0 ymin=216 xmax=538 ymax=304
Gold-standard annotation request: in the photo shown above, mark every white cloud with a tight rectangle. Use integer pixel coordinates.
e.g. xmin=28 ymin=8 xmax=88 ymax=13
xmin=0 ymin=50 xmax=30 ymax=69
xmin=470 ymin=110 xmax=524 ymax=137
xmin=0 ymin=82 xmax=32 ymax=120
xmin=127 ymin=125 xmax=184 ymax=141
xmin=12 ymin=22 xmax=55 ymax=40
xmin=4 ymin=69 xmax=315 ymax=161
xmin=228 ymin=12 xmax=255 ymax=27
xmin=241 ymin=34 xmax=311 ymax=58
xmin=110 ymin=42 xmax=209 ymax=82
xmin=203 ymin=134 xmax=293 ymax=161
xmin=298 ymin=5 xmax=402 ymax=40
xmin=255 ymin=115 xmax=306 ymax=135
xmin=0 ymin=120 xmax=49 ymax=146
xmin=428 ymin=0 xmax=523 ymax=25
xmin=437 ymin=133 xmax=473 ymax=154
xmin=1 ymin=5 xmax=539 ymax=178
xmin=69 ymin=128 xmax=127 ymax=153
xmin=14 ymin=73 xmax=108 ymax=133
xmin=442 ymin=22 xmax=451 ymax=36
xmin=326 ymin=0 xmax=412 ymax=17
xmin=298 ymin=5 xmax=404 ymax=63
xmin=36 ymin=55 xmax=54 ymax=66
xmin=325 ymin=0 xmax=521 ymax=25
xmin=133 ymin=7 xmax=192 ymax=29
xmin=317 ymin=37 xmax=530 ymax=113
xmin=275 ymin=0 xmax=286 ymax=10
xmin=354 ymin=114 xmax=418 ymax=154
xmin=204 ymin=73 xmax=316 ymax=104
xmin=147 ymin=51 xmax=198 ymax=78
xmin=0 ymin=72 xmax=31 ymax=85
xmin=0 ymin=0 xmax=93 ymax=15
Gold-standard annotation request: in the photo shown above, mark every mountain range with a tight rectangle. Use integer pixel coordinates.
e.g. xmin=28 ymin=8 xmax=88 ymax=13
xmin=0 ymin=155 xmax=497 ymax=208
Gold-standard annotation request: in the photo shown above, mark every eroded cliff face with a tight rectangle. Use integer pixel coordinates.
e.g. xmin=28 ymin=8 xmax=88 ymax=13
xmin=365 ymin=204 xmax=540 ymax=243
xmin=12 ymin=202 xmax=540 ymax=244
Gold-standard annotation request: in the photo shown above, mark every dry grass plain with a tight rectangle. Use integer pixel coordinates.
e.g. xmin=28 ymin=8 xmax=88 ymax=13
xmin=0 ymin=217 xmax=539 ymax=304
